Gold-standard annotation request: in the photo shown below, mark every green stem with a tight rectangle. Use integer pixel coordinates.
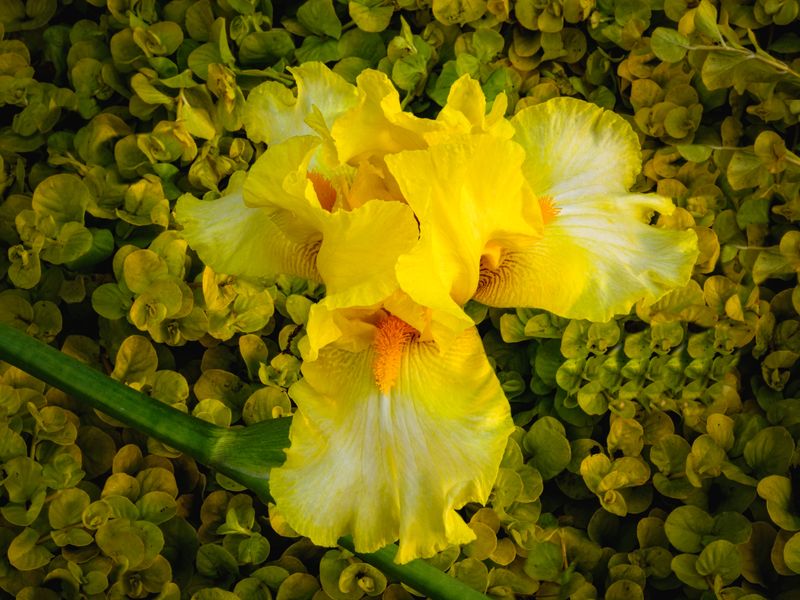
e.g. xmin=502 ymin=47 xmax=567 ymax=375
xmin=690 ymin=44 xmax=800 ymax=82
xmin=338 ymin=537 xmax=491 ymax=600
xmin=0 ymin=323 xmax=289 ymax=501
xmin=0 ymin=324 xmax=492 ymax=600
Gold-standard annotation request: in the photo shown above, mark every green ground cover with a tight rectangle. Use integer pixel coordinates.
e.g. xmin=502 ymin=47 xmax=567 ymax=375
xmin=1 ymin=0 xmax=800 ymax=598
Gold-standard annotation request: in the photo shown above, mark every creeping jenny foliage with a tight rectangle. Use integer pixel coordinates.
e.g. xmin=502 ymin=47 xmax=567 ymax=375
xmin=1 ymin=0 xmax=799 ymax=598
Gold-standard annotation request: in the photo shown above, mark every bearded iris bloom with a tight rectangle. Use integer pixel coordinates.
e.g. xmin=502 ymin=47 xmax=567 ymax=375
xmin=176 ymin=63 xmax=698 ymax=562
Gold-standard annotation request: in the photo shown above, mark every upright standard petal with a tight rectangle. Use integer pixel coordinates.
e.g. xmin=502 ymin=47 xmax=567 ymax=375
xmin=512 ymin=96 xmax=643 ymax=197
xmin=270 ymin=322 xmax=514 ymax=563
xmin=429 ymin=75 xmax=515 ymax=143
xmin=331 ymin=70 xmax=443 ymax=164
xmin=243 ymin=62 xmax=358 ymax=145
xmin=243 ymin=135 xmax=329 ymax=242
xmin=317 ymin=200 xmax=419 ymax=310
xmin=474 ymin=193 xmax=699 ymax=322
xmin=244 ymin=136 xmax=420 ymax=321
xmin=175 ymin=191 xmax=320 ymax=281
xmin=387 ymin=135 xmax=543 ymax=342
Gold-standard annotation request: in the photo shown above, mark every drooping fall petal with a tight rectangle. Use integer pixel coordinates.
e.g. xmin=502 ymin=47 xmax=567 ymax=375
xmin=270 ymin=322 xmax=514 ymax=564
xmin=472 ymin=97 xmax=699 ymax=321
xmin=473 ymin=192 xmax=699 ymax=321
xmin=511 ymin=96 xmax=643 ymax=197
xmin=174 ymin=191 xmax=320 ymax=281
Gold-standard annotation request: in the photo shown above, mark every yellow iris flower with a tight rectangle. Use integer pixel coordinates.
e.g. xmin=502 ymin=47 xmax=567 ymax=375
xmin=175 ymin=63 xmax=698 ymax=562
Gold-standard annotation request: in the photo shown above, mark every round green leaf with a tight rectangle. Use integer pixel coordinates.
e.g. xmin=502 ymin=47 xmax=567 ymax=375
xmin=523 ymin=416 xmax=571 ymax=479
xmin=671 ymin=554 xmax=707 ymax=590
xmin=40 ymin=222 xmax=93 ymax=264
xmin=48 ymin=487 xmax=91 ymax=529
xmin=96 ymin=519 xmax=145 ymax=567
xmin=122 ymin=249 xmax=169 ymax=294
xmin=136 ymin=467 xmax=178 ymax=497
xmin=713 ymin=512 xmax=752 ymax=545
xmin=744 ymin=426 xmax=795 ymax=477
xmin=339 ymin=562 xmax=388 ymax=597
xmin=237 ymin=534 xmax=271 ymax=566
xmin=275 ymin=572 xmax=321 ymax=600
xmin=136 ymin=490 xmax=178 ymax=524
xmin=111 ymin=335 xmax=158 ymax=385
xmin=605 ymin=580 xmax=644 ymax=600
xmin=32 ymin=173 xmax=90 ymax=225
xmin=8 ymin=527 xmax=53 ymax=571
xmin=349 ymin=0 xmax=394 ymax=32
xmin=463 ymin=522 xmax=498 ymax=561
xmin=696 ymin=540 xmax=742 ymax=585
xmin=233 ymin=577 xmax=273 ymax=600
xmin=320 ymin=551 xmax=363 ymax=600
xmin=66 ymin=227 xmax=115 ymax=270
xmin=677 ymin=144 xmax=713 ymax=162
xmin=650 ymin=27 xmax=691 ymax=63
xmin=783 ymin=532 xmax=800 ymax=574
xmin=450 ymin=557 xmax=489 ymax=592
xmin=524 ymin=540 xmax=562 ymax=582
xmin=197 ymin=543 xmax=240 ymax=585
xmin=91 ymin=283 xmax=132 ymax=320
xmin=665 ymin=505 xmax=714 ymax=553
xmin=77 ymin=425 xmax=116 ymax=478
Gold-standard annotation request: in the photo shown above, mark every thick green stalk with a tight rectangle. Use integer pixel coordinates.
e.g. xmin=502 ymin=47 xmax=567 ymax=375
xmin=0 ymin=323 xmax=289 ymax=500
xmin=338 ymin=537 xmax=491 ymax=600
xmin=0 ymin=324 xmax=491 ymax=600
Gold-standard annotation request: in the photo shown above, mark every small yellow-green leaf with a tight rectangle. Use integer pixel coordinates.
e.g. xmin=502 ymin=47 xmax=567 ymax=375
xmin=48 ymin=487 xmax=91 ymax=529
xmin=650 ymin=28 xmax=691 ymax=62
xmin=784 ymin=532 xmax=800 ymax=574
xmin=8 ymin=527 xmax=53 ymax=571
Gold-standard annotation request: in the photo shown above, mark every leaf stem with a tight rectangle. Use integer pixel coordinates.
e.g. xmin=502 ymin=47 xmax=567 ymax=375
xmin=0 ymin=323 xmax=289 ymax=499
xmin=338 ymin=537 xmax=491 ymax=600
xmin=690 ymin=44 xmax=800 ymax=82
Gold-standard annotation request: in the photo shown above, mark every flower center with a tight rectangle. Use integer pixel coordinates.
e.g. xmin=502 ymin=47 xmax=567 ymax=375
xmin=307 ymin=171 xmax=337 ymax=212
xmin=372 ymin=315 xmax=418 ymax=394
xmin=539 ymin=195 xmax=560 ymax=225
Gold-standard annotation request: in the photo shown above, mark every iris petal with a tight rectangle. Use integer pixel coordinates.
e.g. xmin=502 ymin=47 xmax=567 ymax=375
xmin=429 ymin=75 xmax=515 ymax=143
xmin=331 ymin=70 xmax=443 ymax=163
xmin=317 ymin=200 xmax=419 ymax=311
xmin=473 ymin=192 xmax=699 ymax=321
xmin=175 ymin=191 xmax=320 ymax=281
xmin=387 ymin=135 xmax=543 ymax=343
xmin=243 ymin=62 xmax=358 ymax=145
xmin=512 ymin=96 xmax=643 ymax=197
xmin=270 ymin=325 xmax=513 ymax=563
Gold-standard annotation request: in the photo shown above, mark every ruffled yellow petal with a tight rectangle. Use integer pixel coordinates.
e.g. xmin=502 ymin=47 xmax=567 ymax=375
xmin=303 ymin=303 xmax=376 ymax=360
xmin=243 ymin=62 xmax=358 ymax=145
xmin=386 ymin=135 xmax=543 ymax=342
xmin=473 ymin=192 xmax=699 ymax=321
xmin=428 ymin=75 xmax=515 ymax=143
xmin=512 ymin=97 xmax=642 ymax=197
xmin=270 ymin=324 xmax=513 ymax=563
xmin=174 ymin=192 xmax=320 ymax=281
xmin=303 ymin=290 xmax=431 ymax=361
xmin=331 ymin=70 xmax=443 ymax=164
xmin=242 ymin=136 xmax=328 ymax=242
xmin=318 ymin=199 xmax=419 ymax=309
